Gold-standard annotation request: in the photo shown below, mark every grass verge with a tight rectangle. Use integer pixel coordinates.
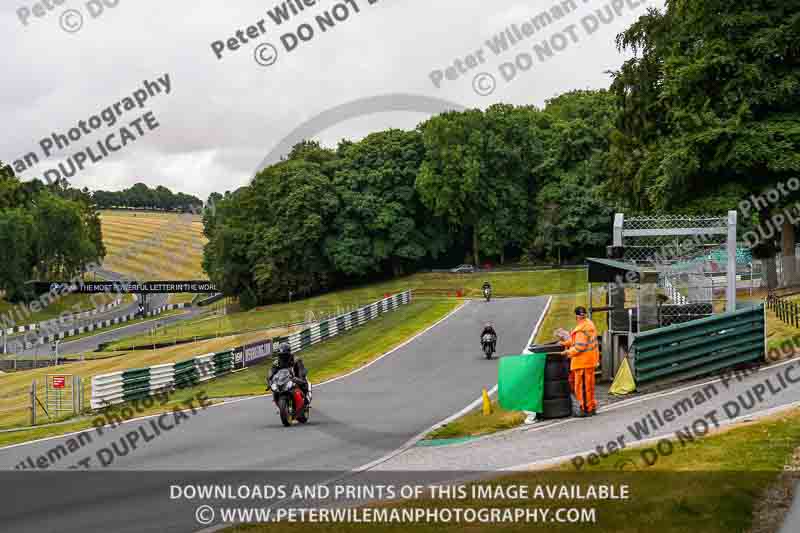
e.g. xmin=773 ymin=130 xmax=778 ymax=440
xmin=535 ymin=293 xmax=608 ymax=344
xmin=425 ymin=400 xmax=525 ymax=440
xmin=227 ymin=408 xmax=800 ymax=533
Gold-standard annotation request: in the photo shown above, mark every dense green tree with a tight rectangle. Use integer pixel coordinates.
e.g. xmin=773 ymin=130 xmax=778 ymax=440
xmin=202 ymin=2 xmax=800 ymax=300
xmin=203 ymin=159 xmax=339 ymax=306
xmin=0 ymin=209 xmax=36 ymax=301
xmin=202 ymin=189 xmax=259 ymax=307
xmin=609 ymin=0 xmax=800 ymax=285
xmin=326 ymin=130 xmax=449 ymax=277
xmin=527 ymin=91 xmax=618 ymax=263
xmin=609 ymin=1 xmax=800 ymax=209
xmin=0 ymin=163 xmax=104 ymax=301
xmin=417 ymin=105 xmax=539 ymax=265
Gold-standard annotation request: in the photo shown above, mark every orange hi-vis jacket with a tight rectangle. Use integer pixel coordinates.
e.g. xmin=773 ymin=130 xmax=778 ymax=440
xmin=560 ymin=318 xmax=600 ymax=370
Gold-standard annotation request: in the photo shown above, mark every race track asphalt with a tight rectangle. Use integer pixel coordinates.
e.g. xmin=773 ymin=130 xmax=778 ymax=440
xmin=0 ymin=296 xmax=549 ymax=533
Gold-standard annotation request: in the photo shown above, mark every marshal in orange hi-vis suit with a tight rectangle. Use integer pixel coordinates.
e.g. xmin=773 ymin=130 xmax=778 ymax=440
xmin=559 ymin=307 xmax=599 ymax=416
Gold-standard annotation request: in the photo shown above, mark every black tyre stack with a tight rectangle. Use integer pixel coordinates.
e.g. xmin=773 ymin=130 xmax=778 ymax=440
xmin=530 ymin=343 xmax=572 ymax=419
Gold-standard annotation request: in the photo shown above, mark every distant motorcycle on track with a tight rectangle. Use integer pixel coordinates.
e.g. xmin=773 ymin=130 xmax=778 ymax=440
xmin=483 ymin=287 xmax=492 ymax=302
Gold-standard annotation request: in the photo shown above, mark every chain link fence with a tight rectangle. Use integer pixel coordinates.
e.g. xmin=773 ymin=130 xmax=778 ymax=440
xmin=618 ymin=215 xmax=752 ymax=328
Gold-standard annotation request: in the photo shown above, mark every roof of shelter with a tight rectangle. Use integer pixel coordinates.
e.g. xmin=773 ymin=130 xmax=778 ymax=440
xmin=587 ymin=258 xmax=659 ymax=284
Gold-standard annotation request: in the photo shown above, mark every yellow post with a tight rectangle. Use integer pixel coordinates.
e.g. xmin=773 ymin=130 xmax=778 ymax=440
xmin=482 ymin=388 xmax=492 ymax=416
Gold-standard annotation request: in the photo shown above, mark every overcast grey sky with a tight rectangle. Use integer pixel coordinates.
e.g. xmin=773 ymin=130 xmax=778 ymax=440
xmin=1 ymin=0 xmax=662 ymax=200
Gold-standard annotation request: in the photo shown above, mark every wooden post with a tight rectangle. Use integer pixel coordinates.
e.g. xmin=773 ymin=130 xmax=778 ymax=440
xmin=30 ymin=381 xmax=36 ymax=426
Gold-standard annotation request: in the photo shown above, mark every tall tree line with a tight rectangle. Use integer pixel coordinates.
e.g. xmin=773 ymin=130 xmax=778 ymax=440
xmin=93 ymin=183 xmax=202 ymax=212
xmin=204 ymin=0 xmax=800 ymax=304
xmin=204 ymin=97 xmax=616 ymax=307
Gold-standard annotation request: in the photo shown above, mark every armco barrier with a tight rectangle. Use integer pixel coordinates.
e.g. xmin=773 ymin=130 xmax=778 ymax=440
xmin=8 ymin=302 xmax=189 ymax=353
xmin=273 ymin=290 xmax=412 ymax=355
xmin=90 ymin=290 xmax=412 ymax=409
xmin=173 ymin=358 xmax=198 ymax=388
xmin=631 ymin=303 xmax=766 ymax=384
xmin=2 ymin=298 xmax=123 ymax=336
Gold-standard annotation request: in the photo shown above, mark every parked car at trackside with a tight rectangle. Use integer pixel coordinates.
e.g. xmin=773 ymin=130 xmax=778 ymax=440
xmin=451 ymin=264 xmax=476 ymax=273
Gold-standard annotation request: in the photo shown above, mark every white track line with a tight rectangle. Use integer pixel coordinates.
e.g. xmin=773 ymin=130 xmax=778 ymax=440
xmin=0 ymin=300 xmax=468 ymax=453
xmin=354 ymin=295 xmax=553 ymax=472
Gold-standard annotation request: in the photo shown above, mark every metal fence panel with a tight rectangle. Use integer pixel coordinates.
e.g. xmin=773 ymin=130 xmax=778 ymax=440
xmin=633 ymin=304 xmax=765 ymax=383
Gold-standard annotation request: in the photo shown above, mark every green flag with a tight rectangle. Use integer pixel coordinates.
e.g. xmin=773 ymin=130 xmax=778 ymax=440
xmin=498 ymin=353 xmax=546 ymax=412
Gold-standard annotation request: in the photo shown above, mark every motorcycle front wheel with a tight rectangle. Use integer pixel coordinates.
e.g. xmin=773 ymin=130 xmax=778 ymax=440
xmin=484 ymin=344 xmax=493 ymax=359
xmin=278 ymin=396 xmax=293 ymax=427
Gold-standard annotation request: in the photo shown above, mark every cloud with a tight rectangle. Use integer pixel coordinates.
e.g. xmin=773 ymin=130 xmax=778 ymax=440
xmin=1 ymin=0 xmax=662 ymax=201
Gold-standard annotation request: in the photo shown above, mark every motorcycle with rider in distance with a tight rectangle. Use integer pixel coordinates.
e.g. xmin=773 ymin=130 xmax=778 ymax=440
xmin=480 ymin=323 xmax=498 ymax=360
xmin=482 ymin=333 xmax=497 ymax=359
xmin=482 ymin=283 xmax=492 ymax=302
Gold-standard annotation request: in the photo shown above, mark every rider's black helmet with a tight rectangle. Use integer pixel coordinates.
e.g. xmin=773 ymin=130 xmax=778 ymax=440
xmin=276 ymin=341 xmax=292 ymax=364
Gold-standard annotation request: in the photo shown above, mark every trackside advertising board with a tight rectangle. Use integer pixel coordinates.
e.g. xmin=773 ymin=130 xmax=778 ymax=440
xmin=232 ymin=339 xmax=272 ymax=370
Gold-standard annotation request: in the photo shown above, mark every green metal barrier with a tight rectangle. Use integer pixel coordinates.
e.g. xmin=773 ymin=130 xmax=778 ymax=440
xmin=121 ymin=368 xmax=151 ymax=402
xmin=632 ymin=304 xmax=766 ymax=384
xmin=213 ymin=350 xmax=234 ymax=377
xmin=174 ymin=359 xmax=198 ymax=389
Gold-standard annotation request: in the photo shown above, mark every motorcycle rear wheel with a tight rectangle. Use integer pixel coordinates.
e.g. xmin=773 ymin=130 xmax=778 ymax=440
xmin=278 ymin=396 xmax=293 ymax=427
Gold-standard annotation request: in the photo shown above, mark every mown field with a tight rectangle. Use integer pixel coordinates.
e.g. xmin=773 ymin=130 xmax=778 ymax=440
xmin=99 ymin=210 xmax=207 ymax=280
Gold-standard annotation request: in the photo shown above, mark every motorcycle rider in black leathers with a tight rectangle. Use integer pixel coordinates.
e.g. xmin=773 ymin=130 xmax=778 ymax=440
xmin=269 ymin=342 xmax=308 ymax=395
xmin=480 ymin=322 xmax=497 ymax=352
